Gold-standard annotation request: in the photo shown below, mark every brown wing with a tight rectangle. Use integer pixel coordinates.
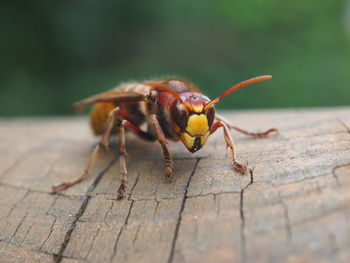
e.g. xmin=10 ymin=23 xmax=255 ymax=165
xmin=73 ymin=83 xmax=149 ymax=112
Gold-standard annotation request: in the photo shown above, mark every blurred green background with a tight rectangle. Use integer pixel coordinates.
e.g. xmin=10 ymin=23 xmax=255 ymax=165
xmin=1 ymin=0 xmax=350 ymax=116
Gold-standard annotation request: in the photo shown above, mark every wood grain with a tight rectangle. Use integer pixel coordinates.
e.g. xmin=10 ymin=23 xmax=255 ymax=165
xmin=0 ymin=108 xmax=349 ymax=263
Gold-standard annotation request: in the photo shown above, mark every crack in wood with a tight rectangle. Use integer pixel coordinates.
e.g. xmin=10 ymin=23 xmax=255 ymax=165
xmin=40 ymin=217 xmax=57 ymax=251
xmin=4 ymin=213 xmax=28 ymax=252
xmin=53 ymin=198 xmax=90 ymax=262
xmin=19 ymin=221 xmax=35 ymax=247
xmin=132 ymin=225 xmax=142 ymax=245
xmin=167 ymin=157 xmax=200 ymax=263
xmin=0 ymin=182 xmax=84 ymax=198
xmin=46 ymin=195 xmax=59 ymax=217
xmin=337 ymin=117 xmax=350 ymax=135
xmin=213 ymin=193 xmax=221 ymax=217
xmin=331 ymin=163 xmax=350 ymax=187
xmin=0 ymin=239 xmax=61 ymax=259
xmin=266 ymin=167 xmax=348 ymax=188
xmin=103 ymin=200 xmax=114 ymax=221
xmin=332 ymin=168 xmax=341 ymax=187
xmin=103 ymin=196 xmax=163 ymax=202
xmin=128 ymin=171 xmax=141 ymax=201
xmin=239 ymin=170 xmax=254 ymax=263
xmin=154 ymin=200 xmax=161 ymax=218
xmin=281 ymin=201 xmax=292 ymax=243
xmin=85 ymin=225 xmax=101 ymax=260
xmin=110 ymin=200 xmax=135 ymax=263
xmin=6 ymin=190 xmax=29 ymax=218
xmin=188 ymin=190 xmax=241 ymax=199
xmin=53 ymin=156 xmax=118 ymax=263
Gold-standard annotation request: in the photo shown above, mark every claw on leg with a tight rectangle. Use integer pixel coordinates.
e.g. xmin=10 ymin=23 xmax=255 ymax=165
xmin=51 ymin=168 xmax=89 ymax=193
xmin=162 ymin=145 xmax=174 ymax=177
xmin=115 ymin=117 xmax=156 ymax=200
xmin=51 ymin=144 xmax=100 ymax=193
xmin=233 ymin=161 xmax=251 ymax=174
xmin=52 ymin=182 xmax=76 ymax=193
xmin=117 ymin=180 xmax=127 ymax=199
xmin=211 ymin=120 xmax=253 ymax=176
xmin=165 ymin=160 xmax=174 ymax=177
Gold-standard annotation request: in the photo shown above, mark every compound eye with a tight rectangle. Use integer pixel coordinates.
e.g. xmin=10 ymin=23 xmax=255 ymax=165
xmin=206 ymin=106 xmax=215 ymax=127
xmin=171 ymin=102 xmax=188 ymax=130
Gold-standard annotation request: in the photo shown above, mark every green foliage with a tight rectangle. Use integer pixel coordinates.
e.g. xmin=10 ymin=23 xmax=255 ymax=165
xmin=1 ymin=0 xmax=349 ymax=115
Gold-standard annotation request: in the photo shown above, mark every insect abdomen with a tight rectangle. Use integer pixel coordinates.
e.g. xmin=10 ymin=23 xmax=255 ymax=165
xmin=90 ymin=102 xmax=119 ymax=135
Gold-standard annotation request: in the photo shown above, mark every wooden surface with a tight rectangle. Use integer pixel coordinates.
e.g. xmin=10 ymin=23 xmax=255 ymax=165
xmin=0 ymin=108 xmax=350 ymax=263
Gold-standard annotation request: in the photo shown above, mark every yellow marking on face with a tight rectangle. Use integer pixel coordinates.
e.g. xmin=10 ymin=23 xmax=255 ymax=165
xmin=180 ymin=132 xmax=195 ymax=150
xmin=192 ymin=105 xmax=203 ymax=113
xmin=200 ymin=131 xmax=210 ymax=146
xmin=186 ymin=114 xmax=209 ymax=136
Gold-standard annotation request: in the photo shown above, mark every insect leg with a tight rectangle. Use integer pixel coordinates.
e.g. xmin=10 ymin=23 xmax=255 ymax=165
xmin=149 ymin=114 xmax=174 ymax=177
xmin=116 ymin=119 xmax=128 ymax=199
xmin=215 ymin=114 xmax=278 ymax=138
xmin=115 ymin=114 xmax=156 ymax=199
xmin=210 ymin=121 xmax=251 ymax=174
xmin=51 ymin=107 xmax=120 ymax=193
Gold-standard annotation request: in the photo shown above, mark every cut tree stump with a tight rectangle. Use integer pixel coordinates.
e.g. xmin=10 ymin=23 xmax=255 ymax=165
xmin=0 ymin=108 xmax=349 ymax=263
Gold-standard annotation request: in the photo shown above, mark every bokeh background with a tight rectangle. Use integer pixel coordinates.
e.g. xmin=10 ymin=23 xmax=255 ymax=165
xmin=1 ymin=0 xmax=350 ymax=116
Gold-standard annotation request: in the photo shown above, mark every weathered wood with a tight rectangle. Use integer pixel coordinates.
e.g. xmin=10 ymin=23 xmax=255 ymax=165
xmin=0 ymin=108 xmax=349 ymax=263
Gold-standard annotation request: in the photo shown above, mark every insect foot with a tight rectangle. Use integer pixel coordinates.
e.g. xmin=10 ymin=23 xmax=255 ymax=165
xmin=165 ymin=160 xmax=174 ymax=177
xmin=51 ymin=183 xmax=69 ymax=193
xmin=233 ymin=161 xmax=251 ymax=175
xmin=117 ymin=182 xmax=127 ymax=199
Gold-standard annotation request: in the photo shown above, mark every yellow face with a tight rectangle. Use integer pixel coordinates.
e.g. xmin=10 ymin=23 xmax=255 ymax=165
xmin=179 ymin=114 xmax=210 ymax=153
xmin=170 ymin=92 xmax=215 ymax=153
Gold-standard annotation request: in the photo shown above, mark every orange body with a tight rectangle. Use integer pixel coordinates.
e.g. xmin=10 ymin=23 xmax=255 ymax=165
xmin=90 ymin=102 xmax=117 ymax=135
xmin=87 ymin=82 xmax=150 ymax=136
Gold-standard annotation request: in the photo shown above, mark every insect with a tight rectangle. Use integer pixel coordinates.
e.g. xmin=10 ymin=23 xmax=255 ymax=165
xmin=52 ymin=75 xmax=277 ymax=198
